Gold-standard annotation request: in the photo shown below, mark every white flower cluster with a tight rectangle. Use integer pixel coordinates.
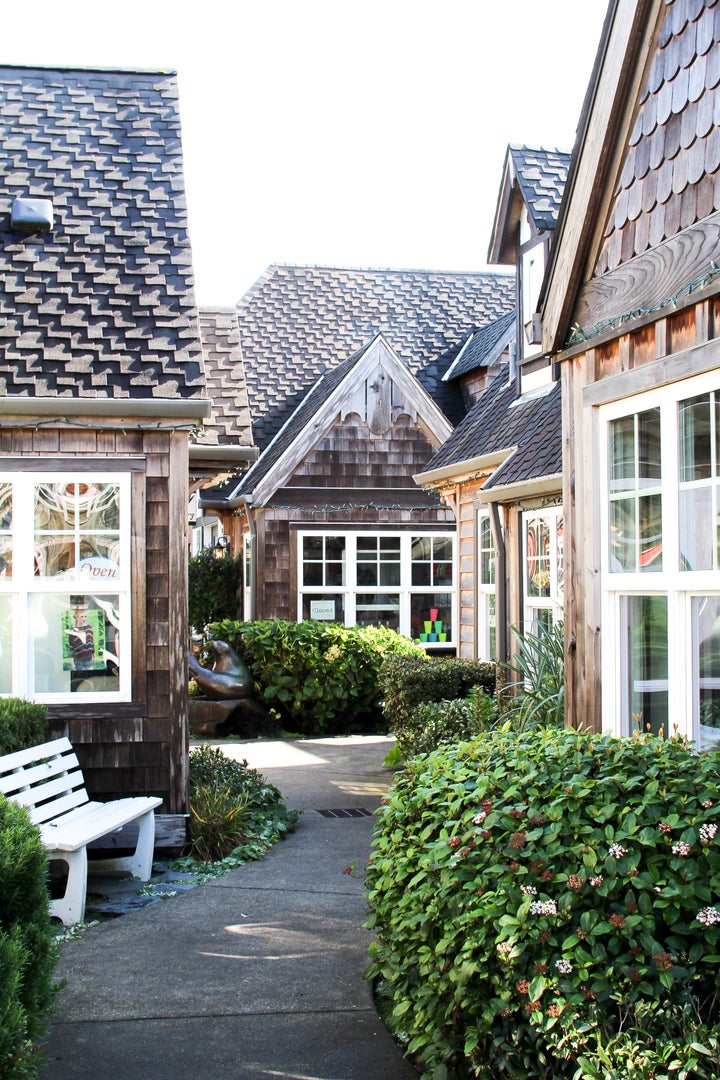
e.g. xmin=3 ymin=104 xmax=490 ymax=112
xmin=472 ymin=811 xmax=487 ymax=825
xmin=589 ymin=875 xmax=604 ymax=887
xmin=697 ymin=906 xmax=720 ymax=926
xmin=608 ymin=843 xmax=628 ymax=858
xmin=700 ymin=823 xmax=718 ymax=844
xmin=529 ymin=899 xmax=557 ymax=915
xmin=520 ymin=885 xmax=538 ymax=896
xmin=555 ymin=958 xmax=573 ymax=974
xmin=672 ymin=841 xmax=691 ymax=856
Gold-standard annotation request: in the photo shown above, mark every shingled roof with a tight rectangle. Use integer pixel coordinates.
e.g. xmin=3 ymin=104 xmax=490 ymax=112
xmin=442 ymin=311 xmax=516 ymax=382
xmin=488 ymin=145 xmax=571 ymax=265
xmin=236 ymin=264 xmax=515 ymax=451
xmin=510 ymin=146 xmax=572 ymax=232
xmin=420 ymin=367 xmax=563 ymax=490
xmin=0 ymin=65 xmax=205 ymax=401
xmin=196 ymin=310 xmax=253 ymax=446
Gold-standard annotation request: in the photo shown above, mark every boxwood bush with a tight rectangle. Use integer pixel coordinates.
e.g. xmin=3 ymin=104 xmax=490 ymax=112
xmin=208 ymin=619 xmax=420 ymax=735
xmin=0 ymin=699 xmax=47 ymax=756
xmin=366 ymin=727 xmax=720 ymax=1079
xmin=0 ymin=797 xmax=58 ymax=1079
xmin=379 ymin=654 xmax=496 ymax=757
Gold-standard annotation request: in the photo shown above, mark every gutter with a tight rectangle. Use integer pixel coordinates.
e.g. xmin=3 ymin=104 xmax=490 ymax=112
xmin=189 ymin=444 xmax=258 ymax=465
xmin=414 ymin=449 xmax=512 ymax=488
xmin=0 ymin=396 xmax=212 ymax=420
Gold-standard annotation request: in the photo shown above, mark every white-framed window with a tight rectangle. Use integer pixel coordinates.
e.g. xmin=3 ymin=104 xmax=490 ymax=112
xmin=523 ymin=506 xmax=564 ymax=633
xmin=0 ymin=474 xmax=132 ymax=703
xmin=297 ymin=530 xmax=455 ymax=646
xmin=600 ymin=370 xmax=720 ymax=747
xmin=477 ymin=510 xmax=497 ymax=660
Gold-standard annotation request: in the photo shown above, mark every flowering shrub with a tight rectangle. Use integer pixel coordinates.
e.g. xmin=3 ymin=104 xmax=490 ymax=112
xmin=365 ymin=727 xmax=720 ymax=1079
xmin=188 ymin=550 xmax=242 ymax=635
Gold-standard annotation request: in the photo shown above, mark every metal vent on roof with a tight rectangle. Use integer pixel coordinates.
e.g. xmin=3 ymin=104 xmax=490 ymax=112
xmin=11 ymin=198 xmax=54 ymax=235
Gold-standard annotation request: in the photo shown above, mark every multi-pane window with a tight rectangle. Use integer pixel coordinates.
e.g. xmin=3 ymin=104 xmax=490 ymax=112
xmin=0 ymin=475 xmax=131 ymax=701
xmin=523 ymin=507 xmax=563 ymax=633
xmin=601 ymin=375 xmax=720 ymax=748
xmin=478 ymin=511 xmax=497 ymax=660
xmin=298 ymin=531 xmax=455 ymax=645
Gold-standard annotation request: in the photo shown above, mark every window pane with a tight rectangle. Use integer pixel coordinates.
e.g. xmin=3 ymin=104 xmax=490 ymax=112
xmin=638 ymin=408 xmax=662 ymax=481
xmin=411 ymin=594 xmax=451 ymax=643
xmin=626 ymin=595 xmax=668 ymax=737
xmin=680 ymin=394 xmax=712 ymax=482
xmin=34 ymin=483 xmax=122 ymax=580
xmin=0 ymin=595 xmax=12 ymax=693
xmin=695 ymin=595 xmax=720 ymax=750
xmin=0 ymin=485 xmax=11 ymax=579
xmin=302 ymin=594 xmax=345 ymax=623
xmin=638 ymin=494 xmax=663 ymax=570
xmin=411 ymin=537 xmax=431 ymax=562
xmin=355 ymin=593 xmax=400 ymax=630
xmin=479 ymin=516 xmax=496 ymax=585
xmin=680 ymin=486 xmax=713 ymax=571
xmin=526 ymin=517 xmax=551 ymax=596
xmin=610 ymin=415 xmax=637 ymax=489
xmin=33 ymin=592 xmax=120 ymax=695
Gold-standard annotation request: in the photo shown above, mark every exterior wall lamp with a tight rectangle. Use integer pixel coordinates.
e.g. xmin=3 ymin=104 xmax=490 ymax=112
xmin=213 ymin=534 xmax=231 ymax=559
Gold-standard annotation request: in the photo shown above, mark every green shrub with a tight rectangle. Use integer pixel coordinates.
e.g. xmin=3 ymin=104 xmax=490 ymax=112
xmin=379 ymin=654 xmax=496 ymax=753
xmin=0 ymin=700 xmax=47 ymax=756
xmin=366 ymin=727 xmax=720 ymax=1079
xmin=502 ymin=621 xmax=565 ymax=728
xmin=188 ymin=550 xmax=242 ymax=635
xmin=0 ymin=796 xmax=58 ymax=1079
xmin=399 ymin=688 xmax=499 ymax=757
xmin=184 ymin=744 xmax=297 ymax=866
xmin=208 ymin=619 xmax=420 ymax=735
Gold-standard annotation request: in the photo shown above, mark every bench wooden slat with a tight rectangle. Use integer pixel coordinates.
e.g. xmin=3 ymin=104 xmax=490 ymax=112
xmin=0 ymin=754 xmax=82 ymax=797
xmin=5 ymin=773 xmax=86 ymax=811
xmin=24 ymin=787 xmax=89 ymax=824
xmin=0 ymin=737 xmax=75 ymax=771
xmin=40 ymin=797 xmax=162 ymax=852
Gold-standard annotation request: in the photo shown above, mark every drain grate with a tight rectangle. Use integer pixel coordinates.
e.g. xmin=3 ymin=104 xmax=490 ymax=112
xmin=317 ymin=807 xmax=374 ymax=819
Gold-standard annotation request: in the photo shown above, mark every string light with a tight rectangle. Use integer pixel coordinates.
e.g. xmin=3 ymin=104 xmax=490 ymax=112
xmin=265 ymin=500 xmax=444 ymax=514
xmin=565 ymin=261 xmax=720 ymax=348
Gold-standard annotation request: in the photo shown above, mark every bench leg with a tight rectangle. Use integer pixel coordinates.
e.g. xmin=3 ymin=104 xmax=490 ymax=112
xmin=48 ymin=849 xmax=88 ymax=926
xmin=89 ymin=809 xmax=157 ymax=881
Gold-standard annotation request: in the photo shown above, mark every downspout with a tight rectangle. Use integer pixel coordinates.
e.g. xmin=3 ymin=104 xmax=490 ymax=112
xmin=489 ymin=502 xmax=507 ymax=666
xmin=238 ymin=496 xmax=257 ymax=622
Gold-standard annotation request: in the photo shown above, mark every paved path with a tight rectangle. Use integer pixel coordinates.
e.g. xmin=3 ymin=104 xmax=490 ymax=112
xmin=41 ymin=735 xmax=418 ymax=1080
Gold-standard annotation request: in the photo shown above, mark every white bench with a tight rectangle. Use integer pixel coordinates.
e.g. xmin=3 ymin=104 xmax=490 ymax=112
xmin=0 ymin=737 xmax=163 ymax=925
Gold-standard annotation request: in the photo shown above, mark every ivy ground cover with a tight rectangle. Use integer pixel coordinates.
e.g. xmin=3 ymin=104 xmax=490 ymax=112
xmin=366 ymin=727 xmax=720 ymax=1079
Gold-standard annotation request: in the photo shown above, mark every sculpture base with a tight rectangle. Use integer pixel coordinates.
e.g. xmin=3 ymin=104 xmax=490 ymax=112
xmin=188 ymin=697 xmax=280 ymax=739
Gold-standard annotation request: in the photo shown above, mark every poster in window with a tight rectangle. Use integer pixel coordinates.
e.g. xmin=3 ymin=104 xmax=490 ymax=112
xmin=62 ymin=599 xmax=106 ymax=671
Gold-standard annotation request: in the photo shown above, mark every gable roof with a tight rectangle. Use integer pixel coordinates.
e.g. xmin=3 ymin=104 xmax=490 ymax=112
xmin=488 ymin=145 xmax=572 ymax=265
xmin=0 ymin=65 xmax=206 ymax=408
xmin=416 ymin=367 xmax=563 ymax=495
xmin=442 ymin=312 xmax=516 ymax=382
xmin=221 ymin=333 xmax=453 ymax=506
xmin=236 ymin=264 xmax=515 ymax=452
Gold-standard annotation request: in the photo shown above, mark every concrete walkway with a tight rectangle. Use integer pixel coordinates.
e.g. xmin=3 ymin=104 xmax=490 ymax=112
xmin=40 ymin=736 xmax=418 ymax=1080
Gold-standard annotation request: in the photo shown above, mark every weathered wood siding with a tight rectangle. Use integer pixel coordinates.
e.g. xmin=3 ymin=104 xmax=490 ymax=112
xmin=1 ymin=418 xmax=190 ymax=814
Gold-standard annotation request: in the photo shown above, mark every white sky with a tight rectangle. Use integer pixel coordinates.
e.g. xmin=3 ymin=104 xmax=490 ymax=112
xmin=3 ymin=0 xmax=609 ymax=306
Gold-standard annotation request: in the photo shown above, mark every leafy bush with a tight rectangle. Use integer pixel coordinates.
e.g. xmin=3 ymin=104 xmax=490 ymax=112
xmin=502 ymin=621 xmax=565 ymax=728
xmin=366 ymin=727 xmax=720 ymax=1079
xmin=208 ymin=619 xmax=420 ymax=735
xmin=379 ymin=654 xmax=496 ymax=755
xmin=0 ymin=700 xmax=47 ymax=756
xmin=184 ymin=744 xmax=297 ymax=866
xmin=188 ymin=550 xmax=242 ymax=635
xmin=0 ymin=797 xmax=58 ymax=1079
xmin=400 ymin=688 xmax=499 ymax=757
